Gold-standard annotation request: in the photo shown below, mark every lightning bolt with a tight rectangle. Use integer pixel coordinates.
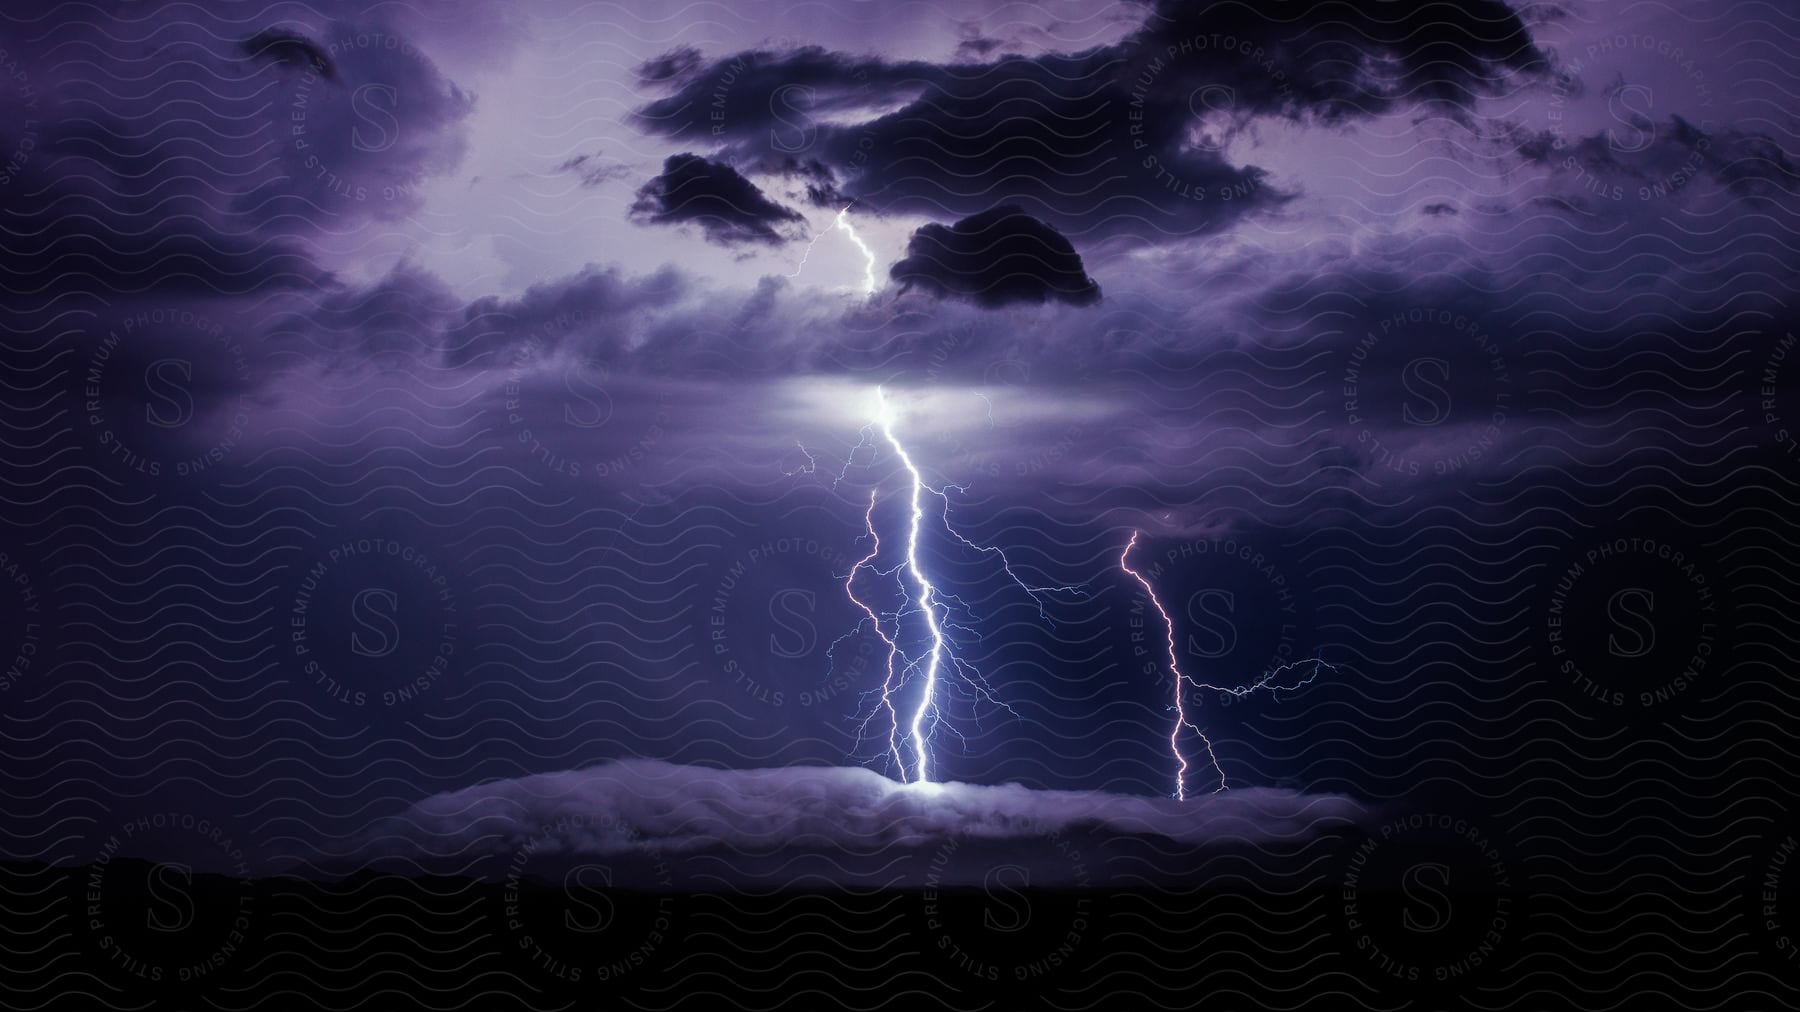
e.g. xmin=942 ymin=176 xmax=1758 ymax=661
xmin=876 ymin=388 xmax=947 ymax=782
xmin=1120 ymin=530 xmax=1336 ymax=799
xmin=834 ymin=206 xmax=879 ymax=296
xmin=787 ymin=204 xmax=878 ymax=296
xmin=839 ymin=490 xmax=905 ymax=773
xmin=781 ymin=441 xmax=818 ymax=476
xmin=830 ymin=386 xmax=1085 ymax=784
xmin=1119 ymin=531 xmax=1212 ymax=800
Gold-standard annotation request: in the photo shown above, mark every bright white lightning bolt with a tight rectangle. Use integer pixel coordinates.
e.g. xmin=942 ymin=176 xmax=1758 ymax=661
xmin=872 ymin=388 xmax=946 ymax=781
xmin=1120 ymin=530 xmax=1336 ymax=800
xmin=834 ymin=206 xmax=879 ymax=296
xmin=827 ymin=386 xmax=1085 ymax=785
xmin=787 ymin=204 xmax=877 ymax=295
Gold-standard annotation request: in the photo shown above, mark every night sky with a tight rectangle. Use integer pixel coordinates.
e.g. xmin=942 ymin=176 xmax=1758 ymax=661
xmin=2 ymin=0 xmax=1798 ymax=1007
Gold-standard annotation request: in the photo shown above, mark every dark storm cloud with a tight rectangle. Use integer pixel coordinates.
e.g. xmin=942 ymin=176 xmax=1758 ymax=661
xmin=629 ymin=153 xmax=808 ymax=246
xmin=0 ymin=150 xmax=325 ymax=296
xmin=0 ymin=2 xmax=489 ymax=475
xmin=142 ymin=100 xmax=1793 ymax=524
xmin=242 ymin=28 xmax=336 ymax=79
xmin=250 ymin=91 xmax=1798 ymax=511
xmin=252 ymin=24 xmax=476 ymax=216
xmin=1486 ymin=117 xmax=1798 ymax=303
xmin=634 ymin=45 xmax=705 ymax=84
xmin=269 ymin=265 xmax=464 ymax=364
xmin=1521 ymin=115 xmax=1797 ymax=203
xmin=634 ymin=44 xmax=1278 ymax=242
xmin=555 ymin=151 xmax=632 ymax=187
xmin=442 ymin=264 xmax=687 ymax=366
xmin=3 ymin=0 xmax=1787 ymax=518
xmin=955 ymin=36 xmax=1005 ymax=60
xmin=0 ymin=10 xmax=476 ymax=308
xmin=890 ymin=205 xmax=1101 ymax=308
xmin=1126 ymin=0 xmax=1547 ymax=113
xmin=630 ymin=45 xmax=930 ymax=143
xmin=1185 ymin=117 xmax=1800 ymax=503
xmin=627 ymin=0 xmax=1548 ymax=242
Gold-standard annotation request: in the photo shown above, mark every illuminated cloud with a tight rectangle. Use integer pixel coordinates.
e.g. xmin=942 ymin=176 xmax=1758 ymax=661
xmin=345 ymin=759 xmax=1367 ymax=886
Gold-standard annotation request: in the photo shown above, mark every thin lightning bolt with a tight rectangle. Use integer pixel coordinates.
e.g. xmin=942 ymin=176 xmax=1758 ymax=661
xmin=1120 ymin=530 xmax=1336 ymax=800
xmin=831 ymin=426 xmax=876 ymax=489
xmin=1120 ymin=530 xmax=1211 ymax=800
xmin=786 ymin=218 xmax=835 ymax=281
xmin=839 ymin=490 xmax=905 ymax=773
xmin=934 ymin=488 xmax=1090 ymax=624
xmin=781 ymin=441 xmax=817 ymax=476
xmin=787 ymin=203 xmax=878 ymax=295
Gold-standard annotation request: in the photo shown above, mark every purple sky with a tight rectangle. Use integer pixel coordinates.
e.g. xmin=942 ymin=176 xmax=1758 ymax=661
xmin=0 ymin=0 xmax=1794 ymax=909
xmin=2 ymin=1 xmax=1797 ymax=1006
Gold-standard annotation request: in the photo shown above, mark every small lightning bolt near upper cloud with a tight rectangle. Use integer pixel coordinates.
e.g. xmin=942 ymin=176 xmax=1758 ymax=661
xmin=788 ymin=204 xmax=877 ymax=295
xmin=834 ymin=207 xmax=879 ymax=296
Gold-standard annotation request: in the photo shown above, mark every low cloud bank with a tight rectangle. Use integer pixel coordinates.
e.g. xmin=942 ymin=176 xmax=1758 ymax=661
xmin=341 ymin=760 xmax=1366 ymax=886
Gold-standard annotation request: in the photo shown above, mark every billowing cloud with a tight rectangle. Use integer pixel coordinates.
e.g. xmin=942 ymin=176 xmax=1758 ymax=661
xmin=891 ymin=206 xmax=1101 ymax=308
xmin=629 ymin=153 xmax=807 ymax=246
